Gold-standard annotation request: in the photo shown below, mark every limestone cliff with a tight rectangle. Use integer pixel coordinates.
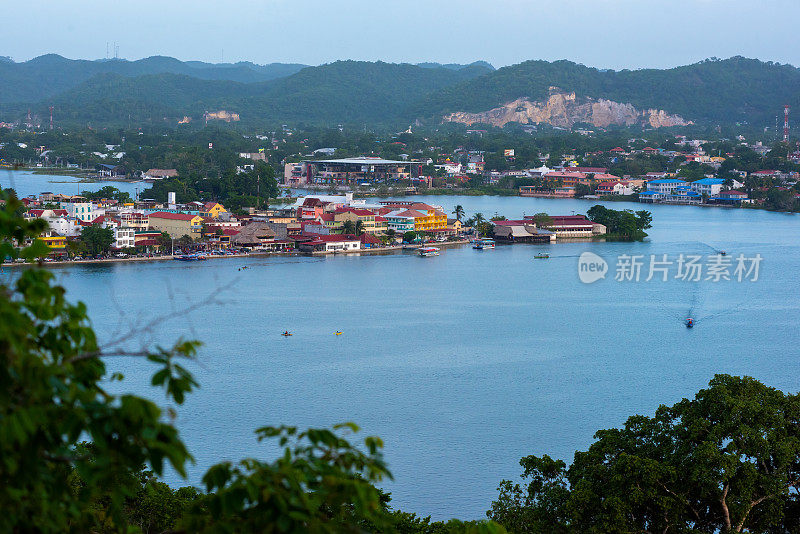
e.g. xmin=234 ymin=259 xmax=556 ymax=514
xmin=442 ymin=92 xmax=689 ymax=129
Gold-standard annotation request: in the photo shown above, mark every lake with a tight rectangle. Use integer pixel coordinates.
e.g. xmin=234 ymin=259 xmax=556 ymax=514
xmin=0 ymin=168 xmax=144 ymax=198
xmin=4 ymin=170 xmax=800 ymax=520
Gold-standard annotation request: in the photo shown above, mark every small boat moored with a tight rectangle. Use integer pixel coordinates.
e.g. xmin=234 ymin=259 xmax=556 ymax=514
xmin=686 ymin=318 xmax=694 ymax=328
xmin=534 ymin=253 xmax=550 ymax=259
xmin=473 ymin=238 xmax=496 ymax=250
xmin=174 ymin=253 xmax=207 ymax=261
xmin=418 ymin=246 xmax=440 ymax=257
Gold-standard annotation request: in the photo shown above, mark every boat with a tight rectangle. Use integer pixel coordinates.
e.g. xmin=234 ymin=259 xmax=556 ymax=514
xmin=719 ymin=250 xmax=727 ymax=256
xmin=686 ymin=318 xmax=694 ymax=328
xmin=334 ymin=331 xmax=343 ymax=336
xmin=534 ymin=253 xmax=550 ymax=259
xmin=418 ymin=246 xmax=440 ymax=257
xmin=281 ymin=332 xmax=292 ymax=337
xmin=473 ymin=238 xmax=495 ymax=250
xmin=174 ymin=253 xmax=207 ymax=261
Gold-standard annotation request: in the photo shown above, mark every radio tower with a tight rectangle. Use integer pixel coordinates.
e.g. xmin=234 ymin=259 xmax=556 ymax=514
xmin=784 ymin=105 xmax=790 ymax=143
xmin=49 ymin=106 xmax=54 ymax=130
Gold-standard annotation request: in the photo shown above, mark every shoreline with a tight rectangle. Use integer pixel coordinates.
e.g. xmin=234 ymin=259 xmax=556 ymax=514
xmin=1 ymin=241 xmax=474 ymax=268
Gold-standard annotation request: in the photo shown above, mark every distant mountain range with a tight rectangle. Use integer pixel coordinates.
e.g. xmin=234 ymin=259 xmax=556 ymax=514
xmin=0 ymin=55 xmax=798 ymax=130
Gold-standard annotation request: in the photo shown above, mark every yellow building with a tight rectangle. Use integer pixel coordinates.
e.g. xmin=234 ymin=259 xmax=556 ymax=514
xmin=148 ymin=212 xmax=204 ymax=239
xmin=332 ymin=208 xmax=381 ymax=234
xmin=414 ymin=209 xmax=448 ymax=232
xmin=38 ymin=234 xmax=67 ymax=253
xmin=200 ymin=202 xmax=227 ymax=220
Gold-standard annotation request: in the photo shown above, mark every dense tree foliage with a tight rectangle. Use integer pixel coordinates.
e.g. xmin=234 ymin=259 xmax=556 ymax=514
xmin=142 ymin=160 xmax=278 ymax=205
xmin=586 ymin=205 xmax=652 ymax=240
xmin=488 ymin=375 xmax=800 ymax=534
xmin=80 ymin=225 xmax=114 ymax=255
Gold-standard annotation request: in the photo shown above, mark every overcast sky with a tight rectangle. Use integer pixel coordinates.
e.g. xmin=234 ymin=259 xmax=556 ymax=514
xmin=3 ymin=0 xmax=798 ymax=69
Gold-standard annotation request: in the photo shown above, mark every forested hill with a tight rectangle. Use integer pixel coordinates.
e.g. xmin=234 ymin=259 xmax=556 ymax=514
xmin=2 ymin=56 xmax=798 ymax=129
xmin=25 ymin=60 xmax=495 ymax=128
xmin=414 ymin=57 xmax=800 ymax=126
xmin=0 ymin=54 xmax=308 ymax=103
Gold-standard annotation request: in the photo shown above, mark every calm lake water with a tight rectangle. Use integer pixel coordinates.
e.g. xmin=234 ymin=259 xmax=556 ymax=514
xmin=3 ymin=171 xmax=800 ymax=519
xmin=0 ymin=168 xmax=143 ymax=198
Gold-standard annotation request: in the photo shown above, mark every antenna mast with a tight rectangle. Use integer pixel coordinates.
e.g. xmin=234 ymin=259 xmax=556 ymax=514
xmin=784 ymin=105 xmax=790 ymax=143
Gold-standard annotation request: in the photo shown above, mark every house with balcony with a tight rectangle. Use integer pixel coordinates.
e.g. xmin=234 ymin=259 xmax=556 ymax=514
xmin=383 ymin=210 xmax=417 ymax=234
xmin=664 ymin=185 xmax=702 ymax=204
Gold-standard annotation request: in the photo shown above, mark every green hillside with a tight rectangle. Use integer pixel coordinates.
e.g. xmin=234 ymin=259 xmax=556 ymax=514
xmin=0 ymin=54 xmax=307 ymax=104
xmin=413 ymin=57 xmax=800 ymax=125
xmin=32 ymin=61 xmax=494 ymax=128
xmin=2 ymin=56 xmax=798 ymax=129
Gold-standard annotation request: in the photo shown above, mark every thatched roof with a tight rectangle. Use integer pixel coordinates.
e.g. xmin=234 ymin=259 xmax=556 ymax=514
xmin=231 ymin=222 xmax=276 ymax=246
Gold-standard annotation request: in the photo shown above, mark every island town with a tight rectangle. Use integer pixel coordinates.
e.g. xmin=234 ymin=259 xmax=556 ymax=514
xmin=2 ymin=187 xmax=619 ymax=263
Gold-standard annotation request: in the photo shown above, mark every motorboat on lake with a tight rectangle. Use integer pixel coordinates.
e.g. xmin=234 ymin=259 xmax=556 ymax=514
xmin=174 ymin=253 xmax=207 ymax=261
xmin=418 ymin=246 xmax=440 ymax=257
xmin=473 ymin=238 xmax=495 ymax=250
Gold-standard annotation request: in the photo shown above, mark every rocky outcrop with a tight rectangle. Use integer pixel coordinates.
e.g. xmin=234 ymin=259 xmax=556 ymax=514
xmin=204 ymin=110 xmax=240 ymax=122
xmin=442 ymin=92 xmax=689 ymax=129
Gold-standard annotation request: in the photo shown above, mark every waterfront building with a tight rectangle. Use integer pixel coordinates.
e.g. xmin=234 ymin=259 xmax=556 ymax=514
xmin=709 ymin=190 xmax=750 ymax=205
xmin=383 ymin=210 xmax=417 ymax=234
xmin=296 ymin=234 xmax=362 ymax=253
xmin=596 ymin=180 xmax=634 ymax=195
xmin=332 ymin=207 xmax=379 ymax=234
xmin=113 ymin=226 xmax=136 ymax=249
xmin=230 ymin=222 xmax=278 ymax=249
xmin=134 ymin=230 xmax=163 ymax=251
xmin=664 ymin=185 xmax=702 ymax=204
xmin=147 ymin=212 xmax=204 ymax=239
xmin=646 ymin=179 xmax=688 ymax=194
xmin=37 ymin=233 xmax=67 ymax=255
xmin=524 ymin=215 xmax=606 ymax=238
xmin=689 ymin=177 xmax=736 ymax=197
xmin=637 ymin=191 xmax=665 ymax=203
xmin=492 ymin=220 xmax=555 ymax=243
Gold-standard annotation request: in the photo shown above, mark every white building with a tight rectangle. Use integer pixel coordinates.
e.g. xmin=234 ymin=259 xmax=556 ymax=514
xmin=690 ymin=178 xmax=743 ymax=197
xmin=113 ymin=226 xmax=136 ymax=249
xmin=24 ymin=209 xmax=83 ymax=237
xmin=646 ymin=179 xmax=688 ymax=194
xmin=60 ymin=202 xmax=102 ymax=223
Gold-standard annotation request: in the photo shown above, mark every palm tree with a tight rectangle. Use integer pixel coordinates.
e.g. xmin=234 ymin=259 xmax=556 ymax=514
xmin=354 ymin=220 xmax=365 ymax=236
xmin=342 ymin=220 xmax=356 ymax=234
xmin=473 ymin=212 xmax=485 ymax=226
xmin=452 ymin=205 xmax=465 ymax=221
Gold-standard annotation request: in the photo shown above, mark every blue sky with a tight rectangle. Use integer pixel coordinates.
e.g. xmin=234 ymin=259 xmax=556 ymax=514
xmin=2 ymin=0 xmax=798 ymax=69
